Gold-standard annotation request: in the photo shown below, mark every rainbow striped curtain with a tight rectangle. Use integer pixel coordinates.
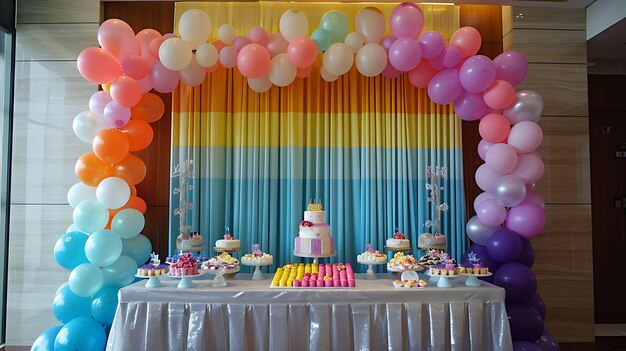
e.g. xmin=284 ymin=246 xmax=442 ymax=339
xmin=170 ymin=2 xmax=466 ymax=269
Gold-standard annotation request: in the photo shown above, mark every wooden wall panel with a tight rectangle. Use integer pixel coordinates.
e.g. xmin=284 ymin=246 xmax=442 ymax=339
xmin=503 ymin=29 xmax=587 ymax=64
xmin=509 ymin=7 xmax=585 ymax=31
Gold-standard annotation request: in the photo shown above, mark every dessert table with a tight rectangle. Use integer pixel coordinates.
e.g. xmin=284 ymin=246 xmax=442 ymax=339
xmin=106 ymin=274 xmax=512 ymax=351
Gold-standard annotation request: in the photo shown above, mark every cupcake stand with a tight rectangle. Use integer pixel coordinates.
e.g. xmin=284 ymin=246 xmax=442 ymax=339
xmin=462 ymin=272 xmax=493 ymax=287
xmin=424 ymin=272 xmax=457 ymax=288
xmin=241 ymin=259 xmax=273 ymax=280
xmin=169 ymin=271 xmax=204 ymax=288
xmin=293 ymin=251 xmax=336 ymax=265
xmin=357 ymin=260 xmax=385 ymax=280
xmin=206 ymin=247 xmax=241 ymax=286
xmin=135 ymin=274 xmax=163 ymax=288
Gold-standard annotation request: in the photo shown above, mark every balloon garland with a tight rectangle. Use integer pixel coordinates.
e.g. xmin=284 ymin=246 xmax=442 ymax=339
xmin=32 ymin=3 xmax=554 ymax=350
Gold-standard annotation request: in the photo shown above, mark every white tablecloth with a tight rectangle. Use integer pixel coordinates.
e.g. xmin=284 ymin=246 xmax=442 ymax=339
xmin=106 ymin=273 xmax=512 ymax=351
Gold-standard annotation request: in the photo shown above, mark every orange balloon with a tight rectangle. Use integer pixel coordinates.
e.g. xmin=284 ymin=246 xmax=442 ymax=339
xmin=112 ymin=154 xmax=147 ymax=185
xmin=75 ymin=152 xmax=112 ymax=186
xmin=105 ymin=215 xmax=113 ymax=230
xmin=131 ymin=93 xmax=165 ymax=123
xmin=450 ymin=26 xmax=482 ymax=58
xmin=109 ymin=195 xmax=147 ymax=216
xmin=129 ymin=185 xmax=137 ymax=197
xmin=93 ymin=128 xmax=129 ymax=164
xmin=122 ymin=120 xmax=153 ymax=152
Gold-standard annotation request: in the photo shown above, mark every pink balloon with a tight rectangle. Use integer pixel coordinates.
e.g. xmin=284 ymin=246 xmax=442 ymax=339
xmin=77 ymin=47 xmax=122 ymax=84
xmin=477 ymin=139 xmax=494 ymax=161
xmin=149 ymin=37 xmax=165 ymax=60
xmin=149 ymin=61 xmax=179 ymax=93
xmin=381 ymin=36 xmax=395 ymax=52
xmin=219 ymin=46 xmax=238 ymax=68
xmin=103 ymin=101 xmax=131 ymax=128
xmin=389 ymin=38 xmax=422 ymax=72
xmin=474 ymin=191 xmax=496 ymax=212
xmin=483 ymin=80 xmax=516 ymax=110
xmin=237 ymin=44 xmax=271 ymax=78
xmin=510 ymin=153 xmax=544 ymax=184
xmin=459 ymin=55 xmax=496 ymax=93
xmin=418 ymin=31 xmax=445 ymax=60
xmin=442 ymin=45 xmax=461 ymax=69
xmin=136 ymin=29 xmax=161 ymax=62
xmin=454 ymin=90 xmax=488 ymax=121
xmin=428 ymin=54 xmax=445 ymax=71
xmin=233 ymin=36 xmax=251 ymax=52
xmin=476 ymin=199 xmax=507 ymax=227
xmin=475 ymin=163 xmax=503 ymax=192
xmin=287 ymin=37 xmax=318 ymax=69
xmin=110 ymin=76 xmax=141 ymax=108
xmin=97 ymin=19 xmax=137 ymax=62
xmin=266 ymin=33 xmax=289 ymax=57
xmin=163 ymin=33 xmax=177 ymax=40
xmin=507 ymin=121 xmax=543 ymax=153
xmin=506 ymin=204 xmax=545 ymax=239
xmin=494 ymin=51 xmax=528 ymax=87
xmin=89 ymin=91 xmax=113 ymax=115
xmin=408 ymin=60 xmax=437 ymax=88
xmin=248 ymin=27 xmax=269 ymax=46
xmin=479 ymin=113 xmax=510 ymax=143
xmin=449 ymin=26 xmax=481 ymax=58
xmin=296 ymin=66 xmax=312 ymax=78
xmin=382 ymin=60 xmax=402 ymax=79
xmin=428 ymin=69 xmax=462 ymax=105
xmin=521 ymin=191 xmax=544 ymax=208
xmin=390 ymin=2 xmax=425 ymax=39
xmin=137 ymin=76 xmax=153 ymax=93
xmin=485 ymin=143 xmax=518 ymax=174
xmin=122 ymin=55 xmax=150 ymax=80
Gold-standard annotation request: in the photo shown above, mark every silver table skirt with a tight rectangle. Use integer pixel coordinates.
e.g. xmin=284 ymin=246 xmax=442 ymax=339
xmin=106 ymin=273 xmax=512 ymax=351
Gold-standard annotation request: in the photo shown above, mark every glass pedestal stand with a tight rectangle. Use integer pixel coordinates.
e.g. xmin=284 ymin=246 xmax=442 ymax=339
xmin=357 ymin=261 xmax=385 ymax=280
xmin=168 ymin=272 xmax=203 ymax=288
xmin=135 ymin=275 xmax=163 ymax=288
xmin=462 ymin=272 xmax=493 ymax=287
xmin=293 ymin=251 xmax=336 ymax=264
xmin=241 ymin=261 xmax=273 ymax=280
xmin=425 ymin=272 xmax=455 ymax=288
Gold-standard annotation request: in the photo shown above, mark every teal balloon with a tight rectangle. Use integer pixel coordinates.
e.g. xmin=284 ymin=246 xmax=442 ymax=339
xmin=54 ymin=231 xmax=89 ymax=270
xmin=55 ymin=282 xmax=69 ymax=296
xmin=54 ymin=317 xmax=106 ymax=351
xmin=91 ymin=285 xmax=119 ymax=326
xmin=320 ymin=10 xmax=349 ymax=43
xmin=121 ymin=234 xmax=152 ymax=265
xmin=31 ymin=325 xmax=63 ymax=351
xmin=85 ymin=229 xmax=123 ymax=267
xmin=102 ymin=255 xmax=137 ymax=287
xmin=72 ymin=199 xmax=108 ymax=233
xmin=69 ymin=263 xmax=103 ymax=297
xmin=311 ymin=28 xmax=332 ymax=53
xmin=111 ymin=209 xmax=145 ymax=239
xmin=66 ymin=223 xmax=87 ymax=234
xmin=53 ymin=285 xmax=91 ymax=323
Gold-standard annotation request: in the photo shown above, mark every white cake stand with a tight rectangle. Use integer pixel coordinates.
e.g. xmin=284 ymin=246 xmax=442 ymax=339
xmin=425 ymin=272 xmax=459 ymax=288
xmin=293 ymin=251 xmax=336 ymax=264
xmin=135 ymin=274 xmax=164 ymax=288
xmin=168 ymin=271 xmax=203 ymax=288
xmin=241 ymin=260 xmax=273 ymax=280
xmin=384 ymin=246 xmax=412 ymax=253
xmin=462 ymin=272 xmax=493 ymax=287
xmin=357 ymin=260 xmax=386 ymax=280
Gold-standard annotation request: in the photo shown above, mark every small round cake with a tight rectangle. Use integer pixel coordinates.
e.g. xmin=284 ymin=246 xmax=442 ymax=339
xmin=428 ymin=252 xmax=459 ymax=276
xmin=357 ymin=250 xmax=387 ymax=264
xmin=386 ymin=230 xmax=410 ymax=249
xmin=176 ymin=232 xmax=205 ymax=251
xmin=169 ymin=253 xmax=199 ymax=276
xmin=418 ymin=249 xmax=442 ymax=267
xmin=241 ymin=252 xmax=273 ymax=265
xmin=216 ymin=234 xmax=240 ymax=250
xmin=137 ymin=263 xmax=169 ymax=276
xmin=202 ymin=252 xmax=240 ymax=272
xmin=387 ymin=252 xmax=422 ymax=271
xmin=417 ymin=233 xmax=447 ymax=250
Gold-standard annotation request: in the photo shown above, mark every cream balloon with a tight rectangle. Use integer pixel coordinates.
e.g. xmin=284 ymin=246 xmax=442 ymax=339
xmin=320 ymin=65 xmax=339 ymax=82
xmin=67 ymin=182 xmax=97 ymax=208
xmin=248 ymin=76 xmax=273 ymax=93
xmin=96 ymin=177 xmax=130 ymax=209
xmin=344 ymin=32 xmax=364 ymax=53
xmin=279 ymin=9 xmax=309 ymax=42
xmin=195 ymin=43 xmax=218 ymax=68
xmin=355 ymin=7 xmax=386 ymax=44
xmin=178 ymin=9 xmax=212 ymax=49
xmin=218 ymin=24 xmax=236 ymax=44
xmin=356 ymin=44 xmax=387 ymax=77
xmin=179 ymin=56 xmax=206 ymax=87
xmin=159 ymin=38 xmax=192 ymax=71
xmin=322 ymin=43 xmax=354 ymax=76
xmin=268 ymin=53 xmax=297 ymax=87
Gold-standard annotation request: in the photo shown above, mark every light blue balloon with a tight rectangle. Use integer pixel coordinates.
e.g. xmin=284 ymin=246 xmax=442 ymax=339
xmin=53 ymin=285 xmax=91 ymax=324
xmin=320 ymin=10 xmax=349 ymax=43
xmin=311 ymin=28 xmax=332 ymax=53
xmin=102 ymin=255 xmax=137 ymax=287
xmin=72 ymin=199 xmax=108 ymax=233
xmin=66 ymin=223 xmax=87 ymax=234
xmin=91 ymin=285 xmax=119 ymax=326
xmin=55 ymin=282 xmax=69 ymax=296
xmin=121 ymin=234 xmax=152 ymax=265
xmin=85 ymin=229 xmax=123 ymax=267
xmin=31 ymin=325 xmax=63 ymax=351
xmin=54 ymin=231 xmax=89 ymax=270
xmin=69 ymin=263 xmax=103 ymax=297
xmin=54 ymin=317 xmax=106 ymax=351
xmin=111 ymin=209 xmax=145 ymax=239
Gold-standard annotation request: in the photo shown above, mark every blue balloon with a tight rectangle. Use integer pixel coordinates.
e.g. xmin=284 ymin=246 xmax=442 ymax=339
xmin=69 ymin=263 xmax=103 ymax=297
xmin=103 ymin=255 xmax=137 ymax=287
xmin=54 ymin=231 xmax=89 ymax=270
xmin=111 ymin=209 xmax=145 ymax=239
xmin=53 ymin=285 xmax=91 ymax=324
xmin=121 ymin=234 xmax=152 ymax=265
xmin=72 ymin=199 xmax=109 ymax=233
xmin=85 ymin=229 xmax=123 ymax=267
xmin=54 ymin=317 xmax=106 ymax=351
xmin=91 ymin=285 xmax=119 ymax=326
xmin=311 ymin=28 xmax=332 ymax=53
xmin=31 ymin=325 xmax=62 ymax=351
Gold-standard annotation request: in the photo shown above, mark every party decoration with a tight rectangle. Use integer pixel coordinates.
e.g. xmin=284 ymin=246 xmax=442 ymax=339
xmin=122 ymin=55 xmax=149 ymax=80
xmin=390 ymin=2 xmax=424 ymax=39
xmin=89 ymin=91 xmax=113 ymax=115
xmin=287 ymin=37 xmax=318 ymax=69
xmin=503 ymin=90 xmax=543 ymax=124
xmin=72 ymin=199 xmax=109 ymax=234
xmin=76 ymin=48 xmax=122 ymax=84
xmin=320 ymin=10 xmax=349 ymax=43
xmin=149 ymin=61 xmax=179 ymax=93
xmin=486 ymin=228 xmax=524 ymax=263
xmin=103 ymin=101 xmax=131 ymax=128
xmin=121 ymin=234 xmax=152 ymax=265
xmin=97 ymin=19 xmax=136 ymax=63
xmin=483 ymin=80 xmax=515 ymax=110
xmin=459 ymin=55 xmax=496 ymax=93
xmin=344 ymin=32 xmax=364 ymax=53
xmin=248 ymin=26 xmax=268 ymax=46
xmin=52 ymin=285 xmax=91 ymax=324
xmin=178 ymin=9 xmax=212 ymax=49
xmin=418 ymin=31 xmax=445 ymax=59
xmin=389 ymin=38 xmax=422 ymax=72
xmin=454 ymin=91 xmax=488 ymax=121
xmin=494 ymin=262 xmax=537 ymax=303
xmin=465 ymin=215 xmax=497 ymax=246
xmin=131 ymin=93 xmax=165 ymax=123
xmin=449 ymin=26 xmax=481 ymax=57
xmin=112 ymin=154 xmax=147 ymax=185
xmin=511 ymin=152 xmax=545 ymax=184
xmin=218 ymin=24 xmax=236 ymax=44
xmin=219 ymin=46 xmax=238 ymax=68
xmin=476 ymin=198 xmax=507 ymax=227
xmin=506 ymin=203 xmax=545 ymax=239
xmin=69 ymin=263 xmax=104 ymax=297
xmin=493 ymin=175 xmax=527 ymax=207
xmin=479 ymin=113 xmax=510 ymax=143
xmin=111 ymin=209 xmax=145 ymax=239
xmin=356 ymin=44 xmax=387 ymax=77
xmin=428 ymin=69 xmax=462 ymax=105
xmin=248 ymin=76 xmax=273 ymax=93
xmin=54 ymin=317 xmax=106 ymax=351
xmin=91 ymin=285 xmax=119 ymax=326
xmin=93 ymin=128 xmax=129 ymax=164
xmin=54 ymin=231 xmax=89 ymax=270
xmin=85 ymin=229 xmax=124 ymax=267
xmin=322 ymin=43 xmax=354 ymax=76
xmin=269 ymin=53 xmax=297 ymax=86
xmin=96 ymin=176 xmax=131 ymax=209
xmin=31 ymin=325 xmax=63 ymax=351
xmin=196 ymin=43 xmax=219 ymax=68
xmin=179 ymin=55 xmax=206 ymax=86
xmin=355 ymin=7 xmax=385 ymax=44
xmin=507 ymin=304 xmax=544 ymax=342
xmin=508 ymin=121 xmax=543 ymax=153
xmin=494 ymin=51 xmax=528 ymax=86
xmin=485 ymin=143 xmax=517 ymax=174
xmin=159 ymin=38 xmax=193 ymax=71
xmin=102 ymin=255 xmax=137 ymax=287
xmin=280 ymin=9 xmax=309 ymax=42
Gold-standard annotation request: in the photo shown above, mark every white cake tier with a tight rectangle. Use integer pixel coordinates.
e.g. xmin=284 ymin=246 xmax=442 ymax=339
xmin=303 ymin=211 xmax=326 ymax=224
xmin=298 ymin=224 xmax=330 ymax=239
xmin=386 ymin=238 xmax=410 ymax=249
xmin=294 ymin=236 xmax=335 ymax=256
xmin=216 ymin=239 xmax=240 ymax=249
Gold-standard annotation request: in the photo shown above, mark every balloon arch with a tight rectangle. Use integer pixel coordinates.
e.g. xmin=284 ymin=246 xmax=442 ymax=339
xmin=32 ymin=3 xmax=556 ymax=351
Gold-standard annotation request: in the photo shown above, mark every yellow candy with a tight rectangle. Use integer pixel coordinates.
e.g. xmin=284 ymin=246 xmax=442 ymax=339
xmin=287 ymin=279 xmax=293 ymax=286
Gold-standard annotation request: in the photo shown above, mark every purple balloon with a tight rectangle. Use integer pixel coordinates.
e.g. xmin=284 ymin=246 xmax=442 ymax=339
xmin=460 ymin=55 xmax=496 ymax=93
xmin=428 ymin=69 xmax=462 ymax=105
xmin=506 ymin=204 xmax=545 ymax=239
xmin=486 ymin=228 xmax=523 ymax=263
xmin=507 ymin=304 xmax=544 ymax=342
xmin=478 ymin=139 xmax=493 ymax=161
xmin=418 ymin=31 xmax=445 ymax=60
xmin=390 ymin=3 xmax=425 ymax=39
xmin=535 ymin=329 xmax=559 ymax=351
xmin=476 ymin=199 xmax=507 ymax=227
xmin=521 ymin=191 xmax=545 ymax=208
xmin=529 ymin=293 xmax=546 ymax=319
xmin=428 ymin=54 xmax=445 ymax=70
xmin=454 ymin=90 xmax=488 ymax=121
xmin=442 ymin=45 xmax=461 ymax=69
xmin=513 ymin=341 xmax=543 ymax=351
xmin=89 ymin=91 xmax=113 ymax=115
xmin=475 ymin=163 xmax=503 ymax=193
xmin=518 ymin=238 xmax=536 ymax=268
xmin=233 ymin=36 xmax=251 ymax=52
xmin=494 ymin=51 xmax=528 ymax=87
xmin=389 ymin=38 xmax=422 ymax=72
xmin=381 ymin=36 xmax=395 ymax=52
xmin=103 ymin=101 xmax=131 ymax=128
xmin=474 ymin=191 xmax=495 ymax=212
xmin=149 ymin=61 xmax=179 ymax=93
xmin=494 ymin=262 xmax=537 ymax=303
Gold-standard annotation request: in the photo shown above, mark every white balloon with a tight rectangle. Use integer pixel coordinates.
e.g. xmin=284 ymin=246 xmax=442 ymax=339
xmin=218 ymin=24 xmax=236 ymax=44
xmin=355 ymin=7 xmax=386 ymax=44
xmin=356 ymin=44 xmax=387 ymax=77
xmin=344 ymin=32 xmax=364 ymax=53
xmin=279 ymin=9 xmax=309 ymax=42
xmin=248 ymin=76 xmax=273 ymax=93
xmin=320 ymin=65 xmax=339 ymax=82
xmin=195 ymin=43 xmax=218 ymax=68
xmin=179 ymin=55 xmax=206 ymax=87
xmin=178 ymin=9 xmax=212 ymax=49
xmin=68 ymin=182 xmax=97 ymax=208
xmin=268 ymin=53 xmax=297 ymax=87
xmin=96 ymin=177 xmax=131 ymax=209
xmin=72 ymin=111 xmax=108 ymax=143
xmin=159 ymin=38 xmax=192 ymax=71
xmin=322 ymin=43 xmax=354 ymax=76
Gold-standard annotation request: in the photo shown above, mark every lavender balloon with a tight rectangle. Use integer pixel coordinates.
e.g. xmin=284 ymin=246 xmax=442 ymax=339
xmin=390 ymin=2 xmax=425 ymax=39
xmin=418 ymin=31 xmax=445 ymax=59
xmin=507 ymin=304 xmax=544 ymax=342
xmin=459 ymin=55 xmax=496 ymax=93
xmin=522 ymin=191 xmax=545 ymax=209
xmin=494 ymin=262 xmax=537 ymax=303
xmin=89 ymin=91 xmax=113 ymax=115
xmin=388 ymin=38 xmax=422 ymax=71
xmin=381 ymin=35 xmax=395 ymax=52
xmin=476 ymin=198 xmax=507 ymax=227
xmin=103 ymin=101 xmax=131 ymax=128
xmin=486 ymin=228 xmax=523 ymax=263
xmin=506 ymin=203 xmax=545 ymax=239
xmin=493 ymin=175 xmax=527 ymax=207
xmin=477 ymin=139 xmax=494 ymax=161
xmin=441 ymin=45 xmax=461 ymax=68
xmin=503 ymin=90 xmax=544 ymax=125
xmin=486 ymin=144 xmax=518 ymax=174
xmin=454 ymin=90 xmax=488 ymax=121
xmin=466 ymin=215 xmax=498 ymax=246
xmin=511 ymin=153 xmax=545 ymax=184
xmin=494 ymin=50 xmax=528 ymax=86
xmin=428 ymin=69 xmax=463 ymax=105
xmin=473 ymin=191 xmax=495 ymax=212
xmin=475 ymin=163 xmax=503 ymax=193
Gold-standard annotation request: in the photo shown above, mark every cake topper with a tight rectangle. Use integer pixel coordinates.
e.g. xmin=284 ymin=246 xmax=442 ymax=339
xmin=468 ymin=251 xmax=480 ymax=265
xmin=307 ymin=198 xmax=323 ymax=211
xmin=251 ymin=243 xmax=262 ymax=256
xmin=393 ymin=226 xmax=406 ymax=239
xmin=365 ymin=243 xmax=373 ymax=253
xmin=150 ymin=252 xmax=160 ymax=265
xmin=225 ymin=226 xmax=230 ymax=234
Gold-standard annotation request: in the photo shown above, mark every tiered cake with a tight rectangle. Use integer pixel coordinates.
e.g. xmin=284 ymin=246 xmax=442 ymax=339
xmin=294 ymin=202 xmax=335 ymax=256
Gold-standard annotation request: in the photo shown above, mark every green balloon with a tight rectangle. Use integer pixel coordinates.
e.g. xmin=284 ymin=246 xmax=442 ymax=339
xmin=311 ymin=28 xmax=332 ymax=53
xmin=320 ymin=11 xmax=349 ymax=44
